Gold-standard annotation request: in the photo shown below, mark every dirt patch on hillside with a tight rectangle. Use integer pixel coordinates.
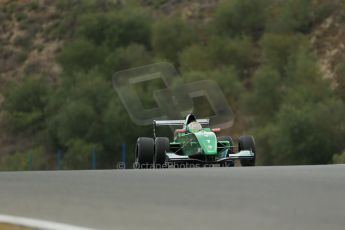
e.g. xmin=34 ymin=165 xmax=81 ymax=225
xmin=311 ymin=14 xmax=345 ymax=83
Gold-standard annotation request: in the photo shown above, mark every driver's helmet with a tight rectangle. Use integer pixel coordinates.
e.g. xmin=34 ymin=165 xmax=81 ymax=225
xmin=188 ymin=121 xmax=202 ymax=133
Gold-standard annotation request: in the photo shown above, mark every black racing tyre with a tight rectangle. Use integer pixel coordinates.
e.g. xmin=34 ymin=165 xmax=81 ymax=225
xmin=222 ymin=161 xmax=235 ymax=167
xmin=217 ymin=136 xmax=234 ymax=155
xmin=238 ymin=135 xmax=256 ymax=167
xmin=135 ymin=137 xmax=154 ymax=168
xmin=154 ymin=137 xmax=169 ymax=168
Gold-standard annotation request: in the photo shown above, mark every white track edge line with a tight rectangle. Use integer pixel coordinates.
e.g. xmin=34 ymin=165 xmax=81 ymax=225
xmin=0 ymin=214 xmax=94 ymax=230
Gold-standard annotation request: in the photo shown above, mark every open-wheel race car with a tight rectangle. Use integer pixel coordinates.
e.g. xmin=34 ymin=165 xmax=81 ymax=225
xmin=134 ymin=114 xmax=256 ymax=168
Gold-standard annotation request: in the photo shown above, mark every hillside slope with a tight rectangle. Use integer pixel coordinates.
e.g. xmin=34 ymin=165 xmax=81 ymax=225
xmin=0 ymin=0 xmax=345 ymax=169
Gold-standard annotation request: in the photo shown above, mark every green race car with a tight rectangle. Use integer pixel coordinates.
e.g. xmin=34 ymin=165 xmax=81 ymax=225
xmin=135 ymin=114 xmax=255 ymax=168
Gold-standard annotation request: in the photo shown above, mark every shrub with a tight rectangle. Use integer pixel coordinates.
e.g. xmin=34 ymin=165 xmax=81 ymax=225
xmin=5 ymin=2 xmax=18 ymax=14
xmin=179 ymin=45 xmax=212 ymax=72
xmin=57 ymin=39 xmax=106 ymax=73
xmin=51 ymin=13 xmax=78 ymax=39
xmin=0 ymin=152 xmax=28 ymax=171
xmin=13 ymin=34 xmax=31 ymax=50
xmin=268 ymin=49 xmax=345 ymax=165
xmin=53 ymin=100 xmax=96 ymax=144
xmin=47 ymin=71 xmax=112 ymax=146
xmin=0 ymin=12 xmax=7 ymax=21
xmin=248 ymin=47 xmax=345 ymax=165
xmin=180 ymin=36 xmax=257 ymax=76
xmin=104 ymin=43 xmax=152 ymax=75
xmin=15 ymin=50 xmax=29 ymax=64
xmin=78 ymin=10 xmax=152 ymax=50
xmin=270 ymin=98 xmax=345 ymax=165
xmin=213 ymin=0 xmax=269 ymax=39
xmin=24 ymin=61 xmax=42 ymax=75
xmin=208 ymin=36 xmax=257 ymax=77
xmin=333 ymin=151 xmax=345 ymax=164
xmin=243 ymin=65 xmax=282 ymax=124
xmin=62 ymin=139 xmax=99 ymax=170
xmin=152 ymin=17 xmax=197 ymax=64
xmin=28 ymin=1 xmax=40 ymax=11
xmin=0 ymin=146 xmax=50 ymax=171
xmin=265 ymin=0 xmax=335 ymax=33
xmin=182 ymin=67 xmax=243 ymax=105
xmin=251 ymin=124 xmax=276 ymax=165
xmin=312 ymin=0 xmax=338 ymax=25
xmin=284 ymin=48 xmax=332 ymax=105
xmin=3 ymin=78 xmax=50 ymax=132
xmin=340 ymin=0 xmax=345 ymax=21
xmin=259 ymin=33 xmax=307 ymax=75
xmin=15 ymin=12 xmax=27 ymax=22
xmin=335 ymin=56 xmax=345 ymax=102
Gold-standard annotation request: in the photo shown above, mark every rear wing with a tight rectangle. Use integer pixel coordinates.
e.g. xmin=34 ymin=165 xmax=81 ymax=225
xmin=153 ymin=119 xmax=210 ymax=138
xmin=153 ymin=119 xmax=209 ymax=126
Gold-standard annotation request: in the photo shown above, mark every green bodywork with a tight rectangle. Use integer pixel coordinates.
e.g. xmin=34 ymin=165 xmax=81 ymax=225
xmin=171 ymin=125 xmax=230 ymax=158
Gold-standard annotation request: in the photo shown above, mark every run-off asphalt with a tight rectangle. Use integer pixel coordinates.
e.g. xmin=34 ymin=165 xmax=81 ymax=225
xmin=0 ymin=165 xmax=344 ymax=230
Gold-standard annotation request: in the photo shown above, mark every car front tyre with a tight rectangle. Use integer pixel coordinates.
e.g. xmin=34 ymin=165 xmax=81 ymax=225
xmin=238 ymin=135 xmax=256 ymax=167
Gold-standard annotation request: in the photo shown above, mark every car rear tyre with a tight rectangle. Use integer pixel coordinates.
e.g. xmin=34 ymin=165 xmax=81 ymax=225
xmin=135 ymin=137 xmax=154 ymax=168
xmin=238 ymin=135 xmax=256 ymax=167
xmin=154 ymin=137 xmax=169 ymax=168
xmin=217 ymin=136 xmax=234 ymax=155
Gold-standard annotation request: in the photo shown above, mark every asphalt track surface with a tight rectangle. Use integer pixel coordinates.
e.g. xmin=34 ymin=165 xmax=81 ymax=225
xmin=0 ymin=165 xmax=345 ymax=230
